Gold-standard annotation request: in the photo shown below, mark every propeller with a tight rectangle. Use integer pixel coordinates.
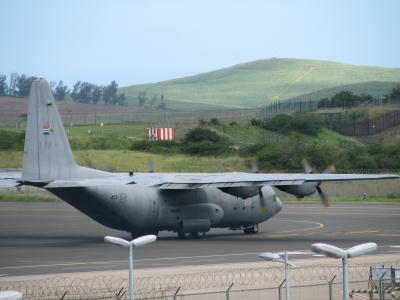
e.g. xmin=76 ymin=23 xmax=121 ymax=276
xmin=301 ymin=158 xmax=314 ymax=174
xmin=316 ymin=185 xmax=330 ymax=208
xmin=248 ymin=158 xmax=268 ymax=212
xmin=146 ymin=156 xmax=155 ymax=173
xmin=301 ymin=159 xmax=336 ymax=208
xmin=250 ymin=156 xmax=259 ymax=173
xmin=258 ymin=188 xmax=268 ymax=212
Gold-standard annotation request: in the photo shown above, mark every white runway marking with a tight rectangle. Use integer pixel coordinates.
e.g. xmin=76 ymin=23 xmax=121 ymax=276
xmin=0 ymin=250 xmax=312 ymax=270
xmin=63 ymin=265 xmax=119 ymax=270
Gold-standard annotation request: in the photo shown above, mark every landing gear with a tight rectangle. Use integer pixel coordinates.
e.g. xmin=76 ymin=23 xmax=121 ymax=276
xmin=243 ymin=224 xmax=259 ymax=235
xmin=177 ymin=230 xmax=188 ymax=240
xmin=177 ymin=231 xmax=206 ymax=239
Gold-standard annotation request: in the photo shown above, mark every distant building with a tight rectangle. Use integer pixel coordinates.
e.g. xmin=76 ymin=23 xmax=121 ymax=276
xmin=146 ymin=128 xmax=175 ymax=141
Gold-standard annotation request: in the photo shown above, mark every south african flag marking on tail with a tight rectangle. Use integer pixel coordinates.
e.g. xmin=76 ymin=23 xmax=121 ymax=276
xmin=42 ymin=124 xmax=53 ymax=135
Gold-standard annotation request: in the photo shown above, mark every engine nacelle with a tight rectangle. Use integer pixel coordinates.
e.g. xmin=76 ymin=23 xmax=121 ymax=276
xmin=277 ymin=182 xmax=318 ymax=197
xmin=219 ymin=186 xmax=259 ymax=199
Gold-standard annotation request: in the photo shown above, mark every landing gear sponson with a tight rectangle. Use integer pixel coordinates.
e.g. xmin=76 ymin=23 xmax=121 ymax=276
xmin=243 ymin=224 xmax=259 ymax=235
xmin=175 ymin=223 xmax=259 ymax=239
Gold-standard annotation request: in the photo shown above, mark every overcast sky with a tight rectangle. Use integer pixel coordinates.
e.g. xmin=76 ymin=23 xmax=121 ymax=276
xmin=1 ymin=0 xmax=399 ymax=87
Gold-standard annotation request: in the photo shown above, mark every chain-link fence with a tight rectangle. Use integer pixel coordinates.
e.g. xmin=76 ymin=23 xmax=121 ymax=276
xmin=1 ymin=260 xmax=399 ymax=300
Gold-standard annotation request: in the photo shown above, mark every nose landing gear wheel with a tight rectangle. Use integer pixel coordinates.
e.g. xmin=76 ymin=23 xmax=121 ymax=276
xmin=243 ymin=224 xmax=259 ymax=235
xmin=190 ymin=232 xmax=200 ymax=239
xmin=177 ymin=230 xmax=188 ymax=240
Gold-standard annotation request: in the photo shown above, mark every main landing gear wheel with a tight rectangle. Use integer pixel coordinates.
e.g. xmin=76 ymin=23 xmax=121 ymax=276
xmin=177 ymin=231 xmax=206 ymax=239
xmin=177 ymin=230 xmax=188 ymax=240
xmin=243 ymin=224 xmax=259 ymax=235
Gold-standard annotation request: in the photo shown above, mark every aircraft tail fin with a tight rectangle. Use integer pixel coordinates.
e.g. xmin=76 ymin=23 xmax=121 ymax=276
xmin=22 ymin=78 xmax=79 ymax=181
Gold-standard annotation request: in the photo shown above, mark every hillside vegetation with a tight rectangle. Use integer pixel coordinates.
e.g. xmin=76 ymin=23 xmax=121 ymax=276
xmin=289 ymin=81 xmax=400 ymax=102
xmin=1 ymin=114 xmax=399 ymax=172
xmin=121 ymin=58 xmax=400 ymax=109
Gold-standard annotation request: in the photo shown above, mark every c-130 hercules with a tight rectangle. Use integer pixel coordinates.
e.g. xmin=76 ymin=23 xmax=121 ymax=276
xmin=1 ymin=79 xmax=398 ymax=239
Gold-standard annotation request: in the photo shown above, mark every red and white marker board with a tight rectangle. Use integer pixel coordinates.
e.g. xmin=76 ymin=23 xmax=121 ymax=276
xmin=146 ymin=128 xmax=175 ymax=141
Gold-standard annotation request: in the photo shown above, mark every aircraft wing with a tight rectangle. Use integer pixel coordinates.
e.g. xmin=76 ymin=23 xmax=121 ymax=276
xmin=41 ymin=172 xmax=399 ymax=189
xmin=0 ymin=170 xmax=22 ymax=187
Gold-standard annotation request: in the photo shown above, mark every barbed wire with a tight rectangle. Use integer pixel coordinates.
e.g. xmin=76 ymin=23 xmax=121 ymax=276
xmin=1 ymin=260 xmax=399 ymax=299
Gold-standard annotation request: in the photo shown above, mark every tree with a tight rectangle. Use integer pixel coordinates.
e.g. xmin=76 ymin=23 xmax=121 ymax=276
xmin=78 ymin=82 xmax=93 ymax=103
xmin=54 ymin=80 xmax=69 ymax=101
xmin=158 ymin=94 xmax=166 ymax=109
xmin=0 ymin=75 xmax=7 ymax=96
xmin=8 ymin=73 xmax=19 ymax=96
xmin=116 ymin=93 xmax=127 ymax=105
xmin=91 ymin=85 xmax=102 ymax=104
xmin=71 ymin=81 xmax=82 ymax=102
xmin=150 ymin=95 xmax=158 ymax=106
xmin=137 ymin=91 xmax=147 ymax=106
xmin=71 ymin=81 xmax=93 ymax=103
xmin=384 ymin=84 xmax=400 ymax=103
xmin=103 ymin=81 xmax=118 ymax=105
xmin=16 ymin=74 xmax=36 ymax=96
xmin=318 ymin=90 xmax=374 ymax=109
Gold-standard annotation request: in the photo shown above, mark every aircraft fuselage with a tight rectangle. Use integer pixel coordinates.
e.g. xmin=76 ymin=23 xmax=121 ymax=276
xmin=48 ymin=185 xmax=282 ymax=237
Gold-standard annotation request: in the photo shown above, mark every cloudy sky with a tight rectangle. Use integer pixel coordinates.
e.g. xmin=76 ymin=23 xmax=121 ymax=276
xmin=1 ymin=0 xmax=399 ymax=87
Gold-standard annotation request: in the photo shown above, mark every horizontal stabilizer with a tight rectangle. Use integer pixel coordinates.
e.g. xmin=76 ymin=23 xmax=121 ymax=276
xmin=0 ymin=171 xmax=21 ymax=187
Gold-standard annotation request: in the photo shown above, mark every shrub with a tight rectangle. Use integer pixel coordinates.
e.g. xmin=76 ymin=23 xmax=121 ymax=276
xmin=182 ymin=127 xmax=231 ymax=156
xmin=0 ymin=130 xmax=25 ymax=150
xmin=130 ymin=140 xmax=180 ymax=154
xmin=253 ymin=114 xmax=324 ymax=136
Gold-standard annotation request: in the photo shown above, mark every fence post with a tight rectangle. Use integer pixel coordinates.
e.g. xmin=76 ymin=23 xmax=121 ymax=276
xmin=59 ymin=291 xmax=67 ymax=300
xmin=328 ymin=275 xmax=337 ymax=300
xmin=378 ymin=271 xmax=386 ymax=300
xmin=278 ymin=279 xmax=286 ymax=300
xmin=226 ymin=282 xmax=234 ymax=300
xmin=115 ymin=288 xmax=125 ymax=300
xmin=173 ymin=286 xmax=181 ymax=300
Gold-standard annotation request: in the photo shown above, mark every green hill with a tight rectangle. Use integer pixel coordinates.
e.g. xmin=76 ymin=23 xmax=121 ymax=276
xmin=286 ymin=81 xmax=400 ymax=102
xmin=121 ymin=58 xmax=400 ymax=110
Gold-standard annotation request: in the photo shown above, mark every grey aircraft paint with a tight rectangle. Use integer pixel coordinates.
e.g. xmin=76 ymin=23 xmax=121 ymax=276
xmin=1 ymin=79 xmax=399 ymax=238
xmin=20 ymin=79 xmax=281 ymax=238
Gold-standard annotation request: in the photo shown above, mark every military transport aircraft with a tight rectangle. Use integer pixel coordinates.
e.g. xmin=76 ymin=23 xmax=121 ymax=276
xmin=1 ymin=79 xmax=398 ymax=239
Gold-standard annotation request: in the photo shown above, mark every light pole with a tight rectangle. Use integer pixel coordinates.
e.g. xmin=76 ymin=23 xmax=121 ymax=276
xmin=311 ymin=242 xmax=377 ymax=300
xmin=105 ymin=235 xmax=157 ymax=300
xmin=258 ymin=251 xmax=297 ymax=300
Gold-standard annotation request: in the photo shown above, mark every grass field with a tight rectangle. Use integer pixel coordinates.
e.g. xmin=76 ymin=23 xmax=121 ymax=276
xmin=120 ymin=58 xmax=400 ymax=109
xmin=0 ymin=150 xmax=249 ymax=172
xmin=67 ymin=123 xmax=148 ymax=139
xmin=0 ymin=192 xmax=56 ymax=202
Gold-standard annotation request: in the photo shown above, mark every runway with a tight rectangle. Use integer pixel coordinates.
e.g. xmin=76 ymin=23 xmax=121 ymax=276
xmin=0 ymin=202 xmax=399 ymax=277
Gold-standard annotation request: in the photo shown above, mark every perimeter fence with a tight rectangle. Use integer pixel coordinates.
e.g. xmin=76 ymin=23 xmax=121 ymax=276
xmin=3 ymin=101 xmax=400 ymax=137
xmin=1 ymin=259 xmax=399 ymax=300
